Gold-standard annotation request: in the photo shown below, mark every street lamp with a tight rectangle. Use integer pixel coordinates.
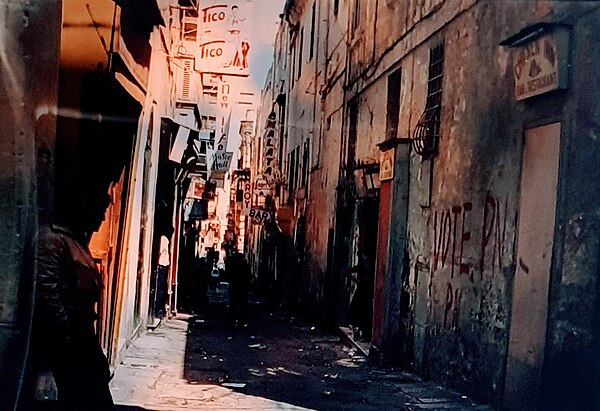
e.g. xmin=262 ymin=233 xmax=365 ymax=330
xmin=352 ymin=162 xmax=381 ymax=199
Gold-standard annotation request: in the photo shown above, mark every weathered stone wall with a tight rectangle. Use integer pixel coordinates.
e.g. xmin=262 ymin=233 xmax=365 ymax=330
xmin=302 ymin=0 xmax=349 ymax=315
xmin=399 ymin=1 xmax=600 ymax=405
xmin=540 ymin=6 xmax=600 ymax=409
xmin=266 ymin=0 xmax=600 ymax=407
xmin=345 ymin=0 xmax=600 ymax=405
xmin=406 ymin=3 xmax=524 ymax=402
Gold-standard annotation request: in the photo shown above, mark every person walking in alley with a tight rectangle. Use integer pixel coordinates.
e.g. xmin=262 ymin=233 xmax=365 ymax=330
xmin=28 ymin=188 xmax=114 ymax=411
xmin=194 ymin=256 xmax=210 ymax=311
xmin=226 ymin=251 xmax=251 ymax=328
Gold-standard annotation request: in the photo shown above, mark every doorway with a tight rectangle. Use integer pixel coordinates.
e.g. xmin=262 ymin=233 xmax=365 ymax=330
xmin=504 ymin=122 xmax=561 ymax=410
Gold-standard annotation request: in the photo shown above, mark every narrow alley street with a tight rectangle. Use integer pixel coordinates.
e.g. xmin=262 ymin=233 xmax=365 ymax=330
xmin=4 ymin=2 xmax=600 ymax=410
xmin=111 ymin=291 xmax=494 ymax=411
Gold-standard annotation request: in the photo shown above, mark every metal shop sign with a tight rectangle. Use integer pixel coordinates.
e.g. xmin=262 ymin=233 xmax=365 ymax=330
xmin=249 ymin=208 xmax=272 ymax=224
xmin=262 ymin=111 xmax=277 ymax=175
xmin=241 ymin=180 xmax=252 ymax=216
xmin=253 ymin=173 xmax=272 ymax=197
xmin=512 ymin=30 xmax=569 ymax=101
xmin=186 ymin=176 xmax=206 ymax=199
xmin=212 ymin=151 xmax=233 ymax=172
xmin=379 ymin=148 xmax=394 ymax=182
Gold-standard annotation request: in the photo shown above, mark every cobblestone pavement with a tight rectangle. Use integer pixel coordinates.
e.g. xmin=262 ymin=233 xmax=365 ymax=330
xmin=111 ymin=292 xmax=496 ymax=411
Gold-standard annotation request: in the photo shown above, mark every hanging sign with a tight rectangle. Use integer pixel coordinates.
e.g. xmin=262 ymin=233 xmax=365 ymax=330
xmin=253 ymin=173 xmax=271 ymax=197
xmin=512 ymin=30 xmax=569 ymax=101
xmin=249 ymin=208 xmax=272 ymax=224
xmin=262 ymin=111 xmax=277 ymax=175
xmin=215 ymin=80 xmax=234 ymax=153
xmin=241 ymin=180 xmax=252 ymax=215
xmin=169 ymin=125 xmax=191 ymax=163
xmin=212 ymin=151 xmax=234 ymax=172
xmin=194 ymin=0 xmax=252 ymax=77
xmin=187 ymin=176 xmax=206 ymax=199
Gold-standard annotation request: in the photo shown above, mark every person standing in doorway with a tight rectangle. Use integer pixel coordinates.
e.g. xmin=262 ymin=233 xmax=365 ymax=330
xmin=155 ymin=231 xmax=172 ymax=318
xmin=30 ymin=188 xmax=114 ymax=411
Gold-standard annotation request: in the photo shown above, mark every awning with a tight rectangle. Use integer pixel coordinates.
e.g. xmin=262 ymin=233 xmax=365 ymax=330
xmin=112 ymin=0 xmax=164 ymax=27
xmin=114 ymin=71 xmax=145 ymax=105
xmin=169 ymin=125 xmax=191 ymax=163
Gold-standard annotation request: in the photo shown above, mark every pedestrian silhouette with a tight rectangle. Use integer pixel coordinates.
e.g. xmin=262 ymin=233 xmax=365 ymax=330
xmin=226 ymin=252 xmax=251 ymax=328
xmin=194 ymin=256 xmax=210 ymax=311
xmin=29 ymin=188 xmax=114 ymax=410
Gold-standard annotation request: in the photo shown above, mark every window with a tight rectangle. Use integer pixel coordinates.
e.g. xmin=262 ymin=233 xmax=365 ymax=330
xmin=290 ymin=30 xmax=297 ymax=89
xmin=297 ymin=27 xmax=304 ymax=79
xmin=348 ymin=100 xmax=358 ymax=163
xmin=386 ymin=69 xmax=402 ymax=140
xmin=288 ymin=149 xmax=297 ymax=192
xmin=181 ymin=1 xmax=199 ymax=41
xmin=334 ymin=0 xmax=339 ymax=16
xmin=277 ymin=96 xmax=287 ymax=175
xmin=352 ymin=0 xmax=360 ymax=31
xmin=413 ymin=43 xmax=444 ymax=156
xmin=309 ymin=2 xmax=316 ymax=61
xmin=301 ymin=140 xmax=309 ymax=187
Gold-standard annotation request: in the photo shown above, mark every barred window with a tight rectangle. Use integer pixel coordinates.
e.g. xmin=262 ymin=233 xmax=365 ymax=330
xmin=413 ymin=43 xmax=445 ymax=156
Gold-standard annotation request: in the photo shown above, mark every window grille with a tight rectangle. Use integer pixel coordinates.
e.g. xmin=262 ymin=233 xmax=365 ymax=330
xmin=413 ymin=43 xmax=444 ymax=156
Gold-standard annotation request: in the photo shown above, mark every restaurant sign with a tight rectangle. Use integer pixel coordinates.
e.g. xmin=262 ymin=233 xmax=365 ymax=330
xmin=512 ymin=30 xmax=569 ymax=101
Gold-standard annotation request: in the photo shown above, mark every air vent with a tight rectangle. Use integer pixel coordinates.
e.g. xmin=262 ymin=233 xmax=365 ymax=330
xmin=180 ymin=59 xmax=193 ymax=101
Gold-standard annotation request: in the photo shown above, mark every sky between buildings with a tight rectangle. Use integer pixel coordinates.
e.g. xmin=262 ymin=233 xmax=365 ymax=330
xmin=247 ymin=0 xmax=286 ymax=96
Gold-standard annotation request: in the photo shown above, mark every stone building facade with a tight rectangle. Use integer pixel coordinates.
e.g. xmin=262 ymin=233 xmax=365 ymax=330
xmin=256 ymin=1 xmax=600 ymax=409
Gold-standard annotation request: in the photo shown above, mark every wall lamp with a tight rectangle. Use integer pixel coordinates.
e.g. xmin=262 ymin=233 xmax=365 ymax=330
xmin=351 ymin=161 xmax=381 ymax=199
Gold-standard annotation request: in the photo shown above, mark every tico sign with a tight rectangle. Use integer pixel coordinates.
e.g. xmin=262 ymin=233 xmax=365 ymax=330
xmin=195 ymin=1 xmax=253 ymax=77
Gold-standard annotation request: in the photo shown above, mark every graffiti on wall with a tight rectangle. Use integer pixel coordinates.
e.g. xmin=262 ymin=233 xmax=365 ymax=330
xmin=432 ymin=201 xmax=473 ymax=279
xmin=428 ymin=192 xmax=512 ymax=332
xmin=480 ymin=192 xmax=509 ymax=278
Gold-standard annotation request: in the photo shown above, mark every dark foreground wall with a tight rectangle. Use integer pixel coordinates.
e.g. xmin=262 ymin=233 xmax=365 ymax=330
xmin=0 ymin=1 xmax=61 ymax=409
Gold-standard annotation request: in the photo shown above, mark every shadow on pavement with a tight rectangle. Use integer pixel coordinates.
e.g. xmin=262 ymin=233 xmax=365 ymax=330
xmin=182 ymin=290 xmax=381 ymax=410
